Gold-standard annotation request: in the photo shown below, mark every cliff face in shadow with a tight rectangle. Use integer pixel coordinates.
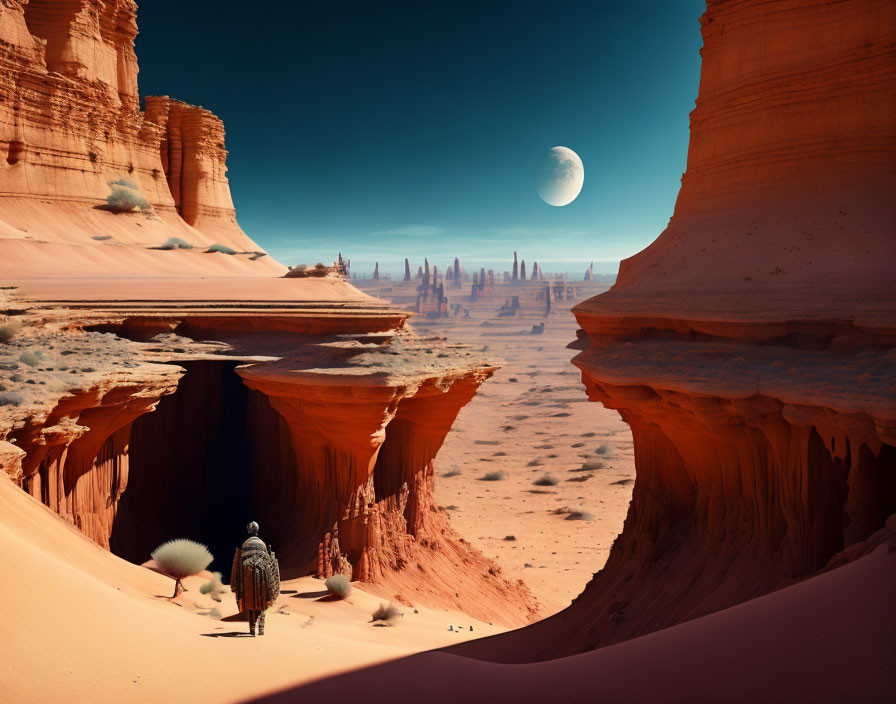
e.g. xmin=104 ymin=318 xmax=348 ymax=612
xmin=453 ymin=0 xmax=896 ymax=660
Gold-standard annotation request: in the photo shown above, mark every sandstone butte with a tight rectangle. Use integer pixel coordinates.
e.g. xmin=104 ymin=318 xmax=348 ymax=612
xmin=1 ymin=0 xmax=895 ymax=700
xmin=0 ymin=0 xmax=538 ymax=628
xmin=450 ymin=0 xmax=896 ymax=663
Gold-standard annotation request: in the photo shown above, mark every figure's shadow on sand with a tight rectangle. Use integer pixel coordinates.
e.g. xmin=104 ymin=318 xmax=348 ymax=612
xmin=200 ymin=631 xmax=253 ymax=638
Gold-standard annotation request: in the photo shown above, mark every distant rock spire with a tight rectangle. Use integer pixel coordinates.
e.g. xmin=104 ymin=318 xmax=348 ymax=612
xmin=512 ymin=251 xmax=519 ymax=281
xmin=416 ymin=266 xmax=423 ymax=279
xmin=404 ymin=258 xmax=411 ymax=281
xmin=545 ymin=283 xmax=552 ymax=315
xmin=373 ymin=262 xmax=380 ymax=280
xmin=453 ymin=257 xmax=461 ymax=287
xmin=531 ymin=261 xmax=538 ymax=280
xmin=584 ymin=261 xmax=594 ymax=281
xmin=479 ymin=267 xmax=486 ymax=291
xmin=520 ymin=259 xmax=526 ymax=280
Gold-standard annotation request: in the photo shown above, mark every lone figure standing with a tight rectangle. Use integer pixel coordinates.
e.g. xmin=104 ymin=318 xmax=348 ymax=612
xmin=231 ymin=521 xmax=280 ymax=636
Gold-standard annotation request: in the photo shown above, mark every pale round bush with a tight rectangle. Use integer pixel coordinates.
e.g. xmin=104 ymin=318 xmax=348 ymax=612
xmin=106 ymin=179 xmax=150 ymax=212
xmin=151 ymin=539 xmax=213 ymax=581
xmin=325 ymin=574 xmax=352 ymax=599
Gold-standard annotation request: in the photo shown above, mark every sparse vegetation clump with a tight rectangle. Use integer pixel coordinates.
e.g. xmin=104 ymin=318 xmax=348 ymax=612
xmin=371 ymin=602 xmax=400 ymax=623
xmin=533 ymin=474 xmax=558 ymax=486
xmin=0 ymin=391 xmax=24 ymax=406
xmin=0 ymin=318 xmax=22 ymax=343
xmin=595 ymin=444 xmax=612 ymax=455
xmin=158 ymin=237 xmax=194 ymax=250
xmin=105 ymin=179 xmax=151 ymax=213
xmin=284 ymin=262 xmax=334 ymax=278
xmin=18 ymin=349 xmax=43 ymax=367
xmin=577 ymin=460 xmax=605 ymax=471
xmin=206 ymin=243 xmax=237 ymax=255
xmin=151 ymin=539 xmax=213 ymax=598
xmin=199 ymin=571 xmax=227 ymax=602
xmin=325 ymin=574 xmax=352 ymax=599
xmin=480 ymin=470 xmax=506 ymax=481
xmin=441 ymin=469 xmax=461 ymax=478
xmin=566 ymin=511 xmax=594 ymax=521
xmin=566 ymin=473 xmax=593 ymax=483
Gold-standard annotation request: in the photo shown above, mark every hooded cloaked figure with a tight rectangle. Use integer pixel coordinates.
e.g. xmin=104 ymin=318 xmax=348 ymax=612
xmin=231 ymin=521 xmax=280 ymax=636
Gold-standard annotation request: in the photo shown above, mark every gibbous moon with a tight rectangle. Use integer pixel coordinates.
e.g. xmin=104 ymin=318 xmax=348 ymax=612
xmin=533 ymin=146 xmax=584 ymax=206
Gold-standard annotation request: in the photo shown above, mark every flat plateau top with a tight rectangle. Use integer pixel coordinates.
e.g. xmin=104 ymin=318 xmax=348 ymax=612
xmin=5 ymin=276 xmax=393 ymax=308
xmin=574 ymin=282 xmax=896 ymax=331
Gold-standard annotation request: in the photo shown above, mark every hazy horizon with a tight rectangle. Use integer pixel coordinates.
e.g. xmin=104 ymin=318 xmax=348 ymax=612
xmin=135 ymin=1 xmax=705 ymax=268
xmin=287 ymin=255 xmax=620 ymax=281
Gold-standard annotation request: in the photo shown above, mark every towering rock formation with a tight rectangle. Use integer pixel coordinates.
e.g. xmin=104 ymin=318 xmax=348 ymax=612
xmin=520 ymin=260 xmax=526 ymax=280
xmin=584 ymin=262 xmax=593 ymax=281
xmin=512 ymin=251 xmax=519 ymax=281
xmin=416 ymin=266 xmax=423 ymax=279
xmin=544 ymin=284 xmax=551 ymax=316
xmin=479 ymin=267 xmax=486 ymax=292
xmin=0 ymin=2 xmax=539 ymax=629
xmin=460 ymin=0 xmax=896 ymax=660
xmin=404 ymin=258 xmax=411 ymax=281
xmin=531 ymin=262 xmax=539 ymax=281
xmin=453 ymin=257 xmax=462 ymax=288
xmin=372 ymin=262 xmax=379 ymax=280
xmin=0 ymin=0 xmax=281 ymax=277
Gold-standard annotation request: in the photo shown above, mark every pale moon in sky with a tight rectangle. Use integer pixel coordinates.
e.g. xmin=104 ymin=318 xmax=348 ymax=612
xmin=533 ymin=146 xmax=584 ymax=206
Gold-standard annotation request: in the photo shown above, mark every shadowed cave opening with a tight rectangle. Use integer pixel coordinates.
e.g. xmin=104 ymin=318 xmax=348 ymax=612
xmin=109 ymin=361 xmax=299 ymax=576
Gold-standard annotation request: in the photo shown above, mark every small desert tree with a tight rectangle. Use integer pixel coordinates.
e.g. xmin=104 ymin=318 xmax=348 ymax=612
xmin=151 ymin=539 xmax=213 ymax=598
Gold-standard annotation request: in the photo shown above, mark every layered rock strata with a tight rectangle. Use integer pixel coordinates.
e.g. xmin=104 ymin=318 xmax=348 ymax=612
xmin=1 ymin=287 xmax=538 ymax=626
xmin=0 ymin=0 xmax=281 ymax=276
xmin=238 ymin=338 xmax=538 ymax=624
xmin=456 ymin=0 xmax=896 ymax=660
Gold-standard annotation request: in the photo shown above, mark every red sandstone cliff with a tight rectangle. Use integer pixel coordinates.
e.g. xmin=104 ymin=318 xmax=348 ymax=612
xmin=0 ymin=0 xmax=283 ymax=276
xmin=0 ymin=290 xmax=538 ymax=626
xmin=455 ymin=0 xmax=896 ymax=660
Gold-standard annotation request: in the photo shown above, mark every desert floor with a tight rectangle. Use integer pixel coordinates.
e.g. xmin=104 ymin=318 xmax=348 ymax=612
xmin=408 ymin=301 xmax=636 ymax=614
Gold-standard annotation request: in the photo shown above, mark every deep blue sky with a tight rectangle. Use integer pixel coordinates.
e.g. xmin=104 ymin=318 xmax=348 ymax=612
xmin=136 ymin=1 xmax=705 ymax=276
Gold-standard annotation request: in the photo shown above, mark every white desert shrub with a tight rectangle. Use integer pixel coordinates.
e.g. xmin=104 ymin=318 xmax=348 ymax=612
xmin=151 ymin=539 xmax=213 ymax=597
xmin=325 ymin=574 xmax=352 ymax=599
xmin=106 ymin=179 xmax=150 ymax=213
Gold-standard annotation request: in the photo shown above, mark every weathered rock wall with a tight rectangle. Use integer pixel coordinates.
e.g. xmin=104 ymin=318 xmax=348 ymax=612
xmin=239 ymin=340 xmax=540 ymax=625
xmin=1 ymin=320 xmax=538 ymax=627
xmin=453 ymin=0 xmax=896 ymax=661
xmin=0 ymin=0 xmax=283 ymax=276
